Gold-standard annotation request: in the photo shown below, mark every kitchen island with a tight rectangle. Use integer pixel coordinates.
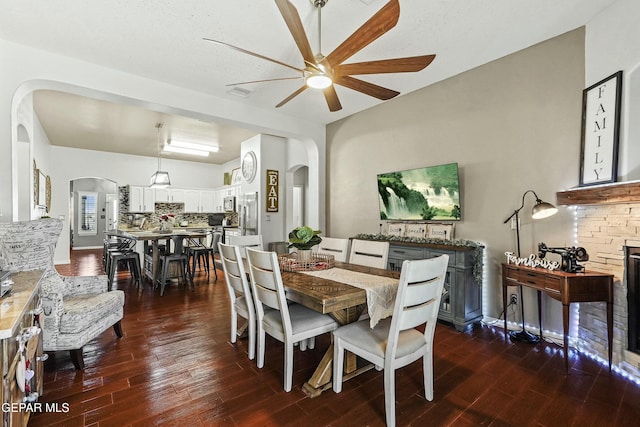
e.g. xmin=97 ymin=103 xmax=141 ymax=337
xmin=111 ymin=229 xmax=210 ymax=286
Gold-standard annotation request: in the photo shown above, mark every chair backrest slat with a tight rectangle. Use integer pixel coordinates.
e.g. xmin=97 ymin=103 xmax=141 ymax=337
xmin=228 ymin=235 xmax=264 ymax=258
xmin=246 ymin=248 xmax=291 ymax=330
xmin=317 ymin=237 xmax=350 ymax=263
xmin=218 ymin=243 xmax=253 ymax=308
xmin=348 ymin=239 xmax=389 ymax=269
xmin=387 ymin=255 xmax=449 ymax=359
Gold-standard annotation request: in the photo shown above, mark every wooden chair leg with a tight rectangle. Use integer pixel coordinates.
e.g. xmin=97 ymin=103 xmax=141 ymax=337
xmin=113 ymin=320 xmax=124 ymax=338
xmin=70 ymin=348 xmax=85 ymax=370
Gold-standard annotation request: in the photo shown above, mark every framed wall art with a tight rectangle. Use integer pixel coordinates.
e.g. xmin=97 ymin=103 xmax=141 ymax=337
xmin=230 ymin=168 xmax=241 ymax=185
xmin=579 ymin=71 xmax=622 ymax=187
xmin=38 ymin=170 xmax=47 ymax=208
xmin=266 ymin=169 xmax=279 ymax=212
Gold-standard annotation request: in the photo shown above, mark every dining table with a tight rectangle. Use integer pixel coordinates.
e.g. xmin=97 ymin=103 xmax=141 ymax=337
xmin=109 ymin=229 xmax=209 ymax=286
xmin=280 ymin=261 xmax=400 ymax=397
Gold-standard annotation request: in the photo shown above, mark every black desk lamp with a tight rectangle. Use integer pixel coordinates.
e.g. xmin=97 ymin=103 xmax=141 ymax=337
xmin=503 ymin=190 xmax=558 ymax=343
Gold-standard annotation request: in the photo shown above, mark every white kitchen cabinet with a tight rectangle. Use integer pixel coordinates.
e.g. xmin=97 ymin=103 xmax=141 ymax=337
xmin=183 ymin=190 xmax=201 ymax=213
xmin=223 ymin=185 xmax=241 ymax=197
xmin=154 ymin=188 xmax=185 ymax=203
xmin=154 ymin=188 xmax=171 ymax=202
xmin=126 ymin=185 xmax=234 ymax=213
xmin=200 ymin=190 xmax=216 ymax=213
xmin=170 ymin=189 xmax=185 ymax=203
xmin=212 ymin=189 xmax=224 ymax=212
xmin=128 ymin=185 xmax=155 ymax=212
xmin=180 ymin=190 xmax=218 ymax=213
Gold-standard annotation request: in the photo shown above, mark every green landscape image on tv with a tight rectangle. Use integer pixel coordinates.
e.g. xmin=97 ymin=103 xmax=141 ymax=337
xmin=377 ymin=163 xmax=461 ymax=221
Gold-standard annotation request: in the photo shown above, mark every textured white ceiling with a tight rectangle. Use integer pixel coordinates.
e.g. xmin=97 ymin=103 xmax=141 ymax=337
xmin=33 ymin=90 xmax=258 ymax=165
xmin=1 ymin=0 xmax=615 ymax=163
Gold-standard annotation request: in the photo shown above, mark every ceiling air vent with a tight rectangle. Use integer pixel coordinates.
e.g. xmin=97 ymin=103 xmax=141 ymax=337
xmin=227 ymin=87 xmax=252 ymax=98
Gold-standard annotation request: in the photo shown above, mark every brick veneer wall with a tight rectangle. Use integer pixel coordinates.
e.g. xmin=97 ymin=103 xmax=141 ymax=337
xmin=575 ymin=202 xmax=640 ymax=371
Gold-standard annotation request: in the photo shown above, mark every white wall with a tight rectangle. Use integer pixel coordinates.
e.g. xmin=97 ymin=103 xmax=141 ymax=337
xmin=325 ymin=0 xmax=640 ymax=334
xmin=585 ymin=0 xmax=640 ymax=181
xmin=327 ymin=29 xmax=585 ymax=330
xmin=48 ymin=146 xmax=227 ymax=262
xmin=1 ymin=38 xmax=326 ymax=264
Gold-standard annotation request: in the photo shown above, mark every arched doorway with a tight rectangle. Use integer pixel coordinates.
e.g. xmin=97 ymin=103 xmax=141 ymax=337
xmin=70 ymin=177 xmax=118 ymax=249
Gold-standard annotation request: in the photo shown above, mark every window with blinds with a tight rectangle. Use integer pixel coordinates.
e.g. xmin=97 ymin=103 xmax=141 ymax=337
xmin=78 ymin=192 xmax=98 ymax=236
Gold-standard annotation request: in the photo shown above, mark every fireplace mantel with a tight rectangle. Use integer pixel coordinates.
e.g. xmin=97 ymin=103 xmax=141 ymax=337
xmin=556 ymin=181 xmax=640 ymax=206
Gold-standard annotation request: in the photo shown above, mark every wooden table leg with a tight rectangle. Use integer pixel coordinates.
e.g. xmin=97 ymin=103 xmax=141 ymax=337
xmin=563 ymin=303 xmax=570 ymax=373
xmin=503 ymin=283 xmax=508 ymax=342
xmin=152 ymin=240 xmax=160 ymax=287
xmin=607 ymin=300 xmax=613 ymax=371
xmin=302 ymin=305 xmax=366 ymax=398
xmin=302 ymin=342 xmax=335 ymax=397
xmin=538 ymin=290 xmax=543 ymax=341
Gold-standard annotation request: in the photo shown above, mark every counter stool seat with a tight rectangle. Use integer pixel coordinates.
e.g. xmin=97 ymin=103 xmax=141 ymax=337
xmin=158 ymin=235 xmax=192 ymax=296
xmin=107 ymin=250 xmax=141 ymax=290
xmin=186 ymin=232 xmax=221 ymax=282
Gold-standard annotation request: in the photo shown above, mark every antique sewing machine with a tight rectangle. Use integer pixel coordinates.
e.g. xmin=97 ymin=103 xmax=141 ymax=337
xmin=538 ymin=242 xmax=589 ymax=273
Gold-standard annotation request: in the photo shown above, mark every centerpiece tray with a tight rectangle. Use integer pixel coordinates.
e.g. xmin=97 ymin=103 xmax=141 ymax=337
xmin=278 ymin=253 xmax=335 ymax=272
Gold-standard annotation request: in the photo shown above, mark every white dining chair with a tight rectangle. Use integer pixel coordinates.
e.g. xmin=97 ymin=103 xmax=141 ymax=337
xmin=227 ymin=234 xmax=263 ymax=258
xmin=332 ymin=255 xmax=449 ymax=427
xmin=349 ymin=239 xmax=389 ymax=269
xmin=218 ymin=242 xmax=256 ymax=360
xmin=245 ymin=248 xmax=338 ymax=392
xmin=317 ymin=237 xmax=350 ymax=262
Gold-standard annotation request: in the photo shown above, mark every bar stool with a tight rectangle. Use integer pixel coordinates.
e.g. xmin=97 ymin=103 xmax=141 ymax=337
xmin=103 ymin=235 xmax=135 ymax=270
xmin=187 ymin=232 xmax=221 ymax=281
xmin=107 ymin=250 xmax=142 ymax=290
xmin=103 ymin=235 xmax=132 ymax=269
xmin=158 ymin=235 xmax=191 ymax=296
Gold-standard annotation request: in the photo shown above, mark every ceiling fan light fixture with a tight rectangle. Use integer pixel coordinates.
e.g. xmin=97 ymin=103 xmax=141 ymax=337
xmin=306 ymin=73 xmax=332 ymax=89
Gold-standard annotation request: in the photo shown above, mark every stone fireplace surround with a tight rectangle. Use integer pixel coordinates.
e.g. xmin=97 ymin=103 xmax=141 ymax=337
xmin=557 ymin=181 xmax=640 ymax=379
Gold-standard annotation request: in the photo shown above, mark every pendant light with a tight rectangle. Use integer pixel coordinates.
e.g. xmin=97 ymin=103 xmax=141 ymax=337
xmin=150 ymin=122 xmax=171 ymax=188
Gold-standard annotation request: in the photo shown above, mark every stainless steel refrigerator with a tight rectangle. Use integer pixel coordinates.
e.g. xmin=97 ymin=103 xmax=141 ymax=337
xmin=238 ymin=192 xmax=259 ymax=236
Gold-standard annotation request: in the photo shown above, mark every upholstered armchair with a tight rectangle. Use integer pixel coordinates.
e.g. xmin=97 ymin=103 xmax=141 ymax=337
xmin=0 ymin=219 xmax=125 ymax=370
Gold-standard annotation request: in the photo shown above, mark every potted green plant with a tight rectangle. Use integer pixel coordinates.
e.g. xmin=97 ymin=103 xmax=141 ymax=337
xmin=288 ymin=226 xmax=322 ymax=261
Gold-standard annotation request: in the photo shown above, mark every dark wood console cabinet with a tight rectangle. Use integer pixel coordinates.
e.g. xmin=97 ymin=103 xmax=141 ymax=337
xmin=502 ymin=263 xmax=613 ymax=373
xmin=387 ymin=242 xmax=483 ymax=331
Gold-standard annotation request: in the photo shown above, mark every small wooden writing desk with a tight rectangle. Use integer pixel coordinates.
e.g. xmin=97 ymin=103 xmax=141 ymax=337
xmin=502 ymin=263 xmax=614 ymax=373
xmin=281 ymin=262 xmax=400 ymax=397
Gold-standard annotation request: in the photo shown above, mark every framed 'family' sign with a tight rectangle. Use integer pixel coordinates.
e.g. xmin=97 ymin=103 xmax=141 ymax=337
xmin=579 ymin=71 xmax=622 ymax=187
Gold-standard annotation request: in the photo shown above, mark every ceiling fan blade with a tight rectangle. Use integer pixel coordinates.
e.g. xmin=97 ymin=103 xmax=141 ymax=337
xmin=335 ymin=55 xmax=436 ymax=76
xmin=323 ymin=85 xmax=342 ymax=112
xmin=276 ymin=85 xmax=308 ymax=108
xmin=334 ymin=75 xmax=399 ymax=100
xmin=326 ymin=0 xmax=400 ymax=67
xmin=203 ymin=38 xmax=303 ymax=73
xmin=274 ymin=0 xmax=316 ymax=66
xmin=227 ymin=76 xmax=302 ymax=86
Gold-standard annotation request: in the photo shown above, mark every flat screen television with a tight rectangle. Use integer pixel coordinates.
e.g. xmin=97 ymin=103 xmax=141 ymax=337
xmin=377 ymin=162 xmax=461 ymax=221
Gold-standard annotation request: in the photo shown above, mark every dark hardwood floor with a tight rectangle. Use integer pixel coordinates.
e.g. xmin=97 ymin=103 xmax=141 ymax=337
xmin=29 ymin=249 xmax=640 ymax=426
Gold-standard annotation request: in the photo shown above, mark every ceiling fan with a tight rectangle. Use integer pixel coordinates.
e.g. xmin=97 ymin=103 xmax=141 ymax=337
xmin=204 ymin=0 xmax=435 ymax=112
